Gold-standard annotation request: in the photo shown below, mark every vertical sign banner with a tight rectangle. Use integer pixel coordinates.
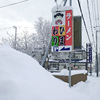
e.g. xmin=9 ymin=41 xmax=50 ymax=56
xmin=51 ymin=7 xmax=73 ymax=52
xmin=86 ymin=43 xmax=92 ymax=63
xmin=89 ymin=44 xmax=92 ymax=63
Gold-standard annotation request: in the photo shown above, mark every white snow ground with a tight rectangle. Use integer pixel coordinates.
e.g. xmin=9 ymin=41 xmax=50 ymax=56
xmin=72 ymin=73 xmax=100 ymax=100
xmin=0 ymin=44 xmax=100 ymax=100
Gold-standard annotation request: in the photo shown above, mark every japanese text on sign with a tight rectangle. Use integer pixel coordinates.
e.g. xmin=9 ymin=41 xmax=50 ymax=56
xmin=52 ymin=9 xmax=73 ymax=52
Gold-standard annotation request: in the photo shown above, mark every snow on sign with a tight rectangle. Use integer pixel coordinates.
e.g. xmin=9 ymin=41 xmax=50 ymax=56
xmin=51 ymin=6 xmax=73 ymax=52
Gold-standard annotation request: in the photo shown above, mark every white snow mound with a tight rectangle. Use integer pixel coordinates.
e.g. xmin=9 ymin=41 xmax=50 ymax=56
xmin=60 ymin=69 xmax=69 ymax=75
xmin=0 ymin=44 xmax=88 ymax=100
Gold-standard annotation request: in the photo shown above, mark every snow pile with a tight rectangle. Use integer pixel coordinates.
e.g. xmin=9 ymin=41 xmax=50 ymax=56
xmin=52 ymin=69 xmax=87 ymax=76
xmin=71 ymin=70 xmax=87 ymax=75
xmin=60 ymin=69 xmax=69 ymax=75
xmin=0 ymin=44 xmax=87 ymax=100
xmin=72 ymin=75 xmax=100 ymax=100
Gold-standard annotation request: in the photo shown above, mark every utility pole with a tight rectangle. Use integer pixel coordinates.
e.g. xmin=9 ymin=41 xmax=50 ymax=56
xmin=96 ymin=30 xmax=98 ymax=77
xmin=13 ymin=26 xmax=17 ymax=49
xmin=41 ymin=39 xmax=51 ymax=67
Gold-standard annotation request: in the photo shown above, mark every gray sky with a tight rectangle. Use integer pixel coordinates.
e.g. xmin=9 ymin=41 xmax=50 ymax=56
xmin=0 ymin=0 xmax=96 ymax=51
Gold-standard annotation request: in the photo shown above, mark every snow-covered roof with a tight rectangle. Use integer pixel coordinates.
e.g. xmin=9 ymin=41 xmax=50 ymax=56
xmin=78 ymin=59 xmax=86 ymax=63
xmin=52 ymin=69 xmax=87 ymax=76
xmin=52 ymin=6 xmax=73 ymax=12
xmin=49 ymin=59 xmax=59 ymax=62
xmin=77 ymin=59 xmax=92 ymax=63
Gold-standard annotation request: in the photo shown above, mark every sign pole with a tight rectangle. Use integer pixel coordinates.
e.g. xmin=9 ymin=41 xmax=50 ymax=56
xmin=68 ymin=0 xmax=72 ymax=88
xmin=51 ymin=1 xmax=73 ymax=88
xmin=69 ymin=52 xmax=71 ymax=88
xmin=70 ymin=0 xmax=72 ymax=6
xmin=63 ymin=0 xmax=68 ymax=6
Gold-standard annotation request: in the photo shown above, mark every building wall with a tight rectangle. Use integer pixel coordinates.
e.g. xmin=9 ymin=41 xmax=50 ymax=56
xmin=49 ymin=50 xmax=86 ymax=71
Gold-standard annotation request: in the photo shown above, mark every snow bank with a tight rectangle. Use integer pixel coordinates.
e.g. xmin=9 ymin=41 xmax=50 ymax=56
xmin=71 ymin=70 xmax=87 ymax=75
xmin=52 ymin=69 xmax=87 ymax=76
xmin=0 ymin=44 xmax=87 ymax=100
xmin=72 ymin=76 xmax=100 ymax=100
xmin=60 ymin=69 xmax=69 ymax=75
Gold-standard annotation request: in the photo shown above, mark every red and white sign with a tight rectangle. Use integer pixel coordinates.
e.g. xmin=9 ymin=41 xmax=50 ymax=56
xmin=65 ymin=10 xmax=73 ymax=46
xmin=51 ymin=7 xmax=73 ymax=52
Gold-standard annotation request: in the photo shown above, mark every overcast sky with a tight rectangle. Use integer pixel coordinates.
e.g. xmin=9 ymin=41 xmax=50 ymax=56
xmin=0 ymin=0 xmax=81 ymax=27
xmin=0 ymin=0 xmax=96 ymax=50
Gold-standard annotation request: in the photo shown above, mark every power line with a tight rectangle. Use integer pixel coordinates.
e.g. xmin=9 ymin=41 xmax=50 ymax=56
xmin=91 ymin=0 xmax=98 ymax=53
xmin=93 ymin=0 xmax=98 ymax=27
xmin=77 ymin=0 xmax=95 ymax=53
xmin=92 ymin=0 xmax=100 ymax=53
xmin=87 ymin=0 xmax=95 ymax=49
xmin=0 ymin=0 xmax=28 ymax=9
xmin=91 ymin=0 xmax=96 ymax=28
xmin=97 ymin=0 xmax=100 ymax=26
xmin=77 ymin=0 xmax=91 ymax=43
